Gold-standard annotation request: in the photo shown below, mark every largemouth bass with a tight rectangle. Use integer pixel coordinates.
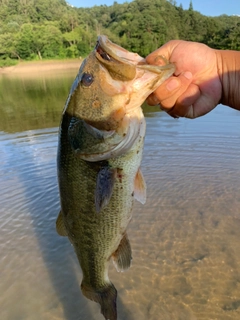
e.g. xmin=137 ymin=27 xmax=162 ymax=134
xmin=57 ymin=35 xmax=174 ymax=320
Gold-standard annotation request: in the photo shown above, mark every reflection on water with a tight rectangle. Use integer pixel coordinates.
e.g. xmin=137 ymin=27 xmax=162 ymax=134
xmin=1 ymin=70 xmax=240 ymax=320
xmin=0 ymin=70 xmax=76 ymax=133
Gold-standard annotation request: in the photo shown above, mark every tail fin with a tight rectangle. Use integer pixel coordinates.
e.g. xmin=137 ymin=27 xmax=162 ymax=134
xmin=81 ymin=281 xmax=117 ymax=320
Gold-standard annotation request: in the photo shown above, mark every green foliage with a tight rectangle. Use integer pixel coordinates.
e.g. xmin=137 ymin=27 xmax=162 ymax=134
xmin=0 ymin=57 xmax=18 ymax=67
xmin=0 ymin=0 xmax=239 ymax=66
xmin=16 ymin=23 xmax=34 ymax=59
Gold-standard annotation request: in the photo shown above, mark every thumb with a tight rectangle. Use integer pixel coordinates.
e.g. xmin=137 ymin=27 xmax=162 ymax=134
xmin=146 ymin=51 xmax=170 ymax=67
xmin=146 ymin=41 xmax=179 ymax=66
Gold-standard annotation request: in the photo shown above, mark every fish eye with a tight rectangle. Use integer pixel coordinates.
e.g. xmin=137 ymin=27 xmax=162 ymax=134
xmin=81 ymin=73 xmax=94 ymax=87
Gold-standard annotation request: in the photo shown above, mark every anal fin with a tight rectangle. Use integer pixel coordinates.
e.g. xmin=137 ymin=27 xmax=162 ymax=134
xmin=134 ymin=168 xmax=146 ymax=204
xmin=112 ymin=233 xmax=132 ymax=272
xmin=56 ymin=210 xmax=68 ymax=236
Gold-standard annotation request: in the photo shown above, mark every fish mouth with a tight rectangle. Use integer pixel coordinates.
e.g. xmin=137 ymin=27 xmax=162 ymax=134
xmin=96 ymin=35 xmax=142 ymax=65
xmin=95 ymin=35 xmax=175 ymax=81
xmin=71 ymin=36 xmax=175 ymax=161
xmin=95 ymin=35 xmax=139 ymax=81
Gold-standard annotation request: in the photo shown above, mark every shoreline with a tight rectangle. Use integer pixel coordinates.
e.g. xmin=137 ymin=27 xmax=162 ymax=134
xmin=0 ymin=59 xmax=82 ymax=75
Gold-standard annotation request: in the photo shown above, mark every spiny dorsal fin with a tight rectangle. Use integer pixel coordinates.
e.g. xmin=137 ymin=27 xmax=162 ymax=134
xmin=56 ymin=210 xmax=68 ymax=236
xmin=134 ymin=168 xmax=146 ymax=204
xmin=112 ymin=233 xmax=132 ymax=272
xmin=95 ymin=166 xmax=116 ymax=213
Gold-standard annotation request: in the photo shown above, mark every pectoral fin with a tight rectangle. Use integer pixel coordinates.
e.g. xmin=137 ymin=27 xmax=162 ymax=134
xmin=112 ymin=233 xmax=132 ymax=272
xmin=95 ymin=166 xmax=116 ymax=213
xmin=134 ymin=168 xmax=146 ymax=204
xmin=56 ymin=210 xmax=68 ymax=236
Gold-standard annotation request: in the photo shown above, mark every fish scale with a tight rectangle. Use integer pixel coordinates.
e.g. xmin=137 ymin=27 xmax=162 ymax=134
xmin=57 ymin=35 xmax=174 ymax=320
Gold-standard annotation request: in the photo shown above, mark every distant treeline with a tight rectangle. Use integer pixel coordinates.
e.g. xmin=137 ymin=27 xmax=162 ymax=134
xmin=0 ymin=0 xmax=240 ymax=66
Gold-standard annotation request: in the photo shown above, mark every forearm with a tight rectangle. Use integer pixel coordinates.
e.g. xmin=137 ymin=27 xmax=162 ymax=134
xmin=215 ymin=49 xmax=240 ymax=110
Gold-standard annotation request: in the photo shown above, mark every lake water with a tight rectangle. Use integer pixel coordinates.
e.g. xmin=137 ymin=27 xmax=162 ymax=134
xmin=1 ymin=68 xmax=240 ymax=320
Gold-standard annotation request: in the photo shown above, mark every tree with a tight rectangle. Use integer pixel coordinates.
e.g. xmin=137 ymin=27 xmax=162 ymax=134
xmin=189 ymin=0 xmax=193 ymax=11
xmin=16 ymin=23 xmax=34 ymax=59
xmin=0 ymin=0 xmax=239 ymax=65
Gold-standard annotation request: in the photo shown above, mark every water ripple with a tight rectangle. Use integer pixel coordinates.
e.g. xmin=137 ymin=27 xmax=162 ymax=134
xmin=1 ymin=106 xmax=240 ymax=319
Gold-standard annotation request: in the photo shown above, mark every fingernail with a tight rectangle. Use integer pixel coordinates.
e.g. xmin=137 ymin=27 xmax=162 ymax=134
xmin=183 ymin=71 xmax=192 ymax=79
xmin=166 ymin=79 xmax=179 ymax=91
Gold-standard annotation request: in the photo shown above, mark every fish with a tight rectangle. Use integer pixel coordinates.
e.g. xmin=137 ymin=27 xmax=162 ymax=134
xmin=56 ymin=35 xmax=175 ymax=320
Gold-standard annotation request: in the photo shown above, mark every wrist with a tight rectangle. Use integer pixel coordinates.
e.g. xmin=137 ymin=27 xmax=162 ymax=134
xmin=215 ymin=49 xmax=240 ymax=110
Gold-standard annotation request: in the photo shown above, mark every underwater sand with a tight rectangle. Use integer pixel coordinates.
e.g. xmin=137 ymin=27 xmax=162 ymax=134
xmin=1 ymin=105 xmax=240 ymax=320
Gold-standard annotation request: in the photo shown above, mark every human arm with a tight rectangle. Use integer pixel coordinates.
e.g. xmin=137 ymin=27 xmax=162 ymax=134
xmin=146 ymin=40 xmax=240 ymax=118
xmin=216 ymin=49 xmax=240 ymax=111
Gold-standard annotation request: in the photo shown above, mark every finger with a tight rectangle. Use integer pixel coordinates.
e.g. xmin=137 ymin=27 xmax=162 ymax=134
xmin=146 ymin=53 xmax=170 ymax=67
xmin=146 ymin=49 xmax=170 ymax=66
xmin=146 ymin=93 xmax=160 ymax=106
xmin=168 ymin=83 xmax=201 ymax=118
xmin=190 ymin=93 xmax=217 ymax=118
xmin=152 ymin=72 xmax=193 ymax=110
xmin=146 ymin=40 xmax=180 ymax=65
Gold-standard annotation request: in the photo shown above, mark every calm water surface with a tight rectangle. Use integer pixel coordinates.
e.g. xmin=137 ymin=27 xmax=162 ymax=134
xmin=1 ymin=69 xmax=240 ymax=320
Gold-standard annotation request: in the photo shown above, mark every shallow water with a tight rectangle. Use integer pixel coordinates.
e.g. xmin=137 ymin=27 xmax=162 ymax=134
xmin=1 ymin=70 xmax=240 ymax=320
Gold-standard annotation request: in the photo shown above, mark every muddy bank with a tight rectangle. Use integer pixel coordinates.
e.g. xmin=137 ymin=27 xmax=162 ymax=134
xmin=0 ymin=59 xmax=82 ymax=75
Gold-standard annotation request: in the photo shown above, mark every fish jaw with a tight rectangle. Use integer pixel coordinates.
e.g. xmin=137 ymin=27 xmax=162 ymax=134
xmin=67 ymin=67 xmax=173 ymax=162
xmin=96 ymin=35 xmax=175 ymax=113
xmin=63 ymin=35 xmax=175 ymax=130
xmin=97 ymin=35 xmax=143 ymax=65
xmin=63 ymin=36 xmax=174 ymax=162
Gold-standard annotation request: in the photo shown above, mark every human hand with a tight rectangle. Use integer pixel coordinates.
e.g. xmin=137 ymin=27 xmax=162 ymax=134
xmin=146 ymin=40 xmax=222 ymax=118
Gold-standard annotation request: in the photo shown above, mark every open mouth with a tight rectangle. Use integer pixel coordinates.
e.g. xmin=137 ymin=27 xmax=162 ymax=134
xmin=95 ymin=35 xmax=140 ymax=66
xmin=94 ymin=36 xmax=137 ymax=81
xmin=95 ymin=35 xmax=175 ymax=79
xmin=95 ymin=40 xmax=112 ymax=62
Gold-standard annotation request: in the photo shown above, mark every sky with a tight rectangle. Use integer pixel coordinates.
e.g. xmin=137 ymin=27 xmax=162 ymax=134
xmin=69 ymin=0 xmax=240 ymax=17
